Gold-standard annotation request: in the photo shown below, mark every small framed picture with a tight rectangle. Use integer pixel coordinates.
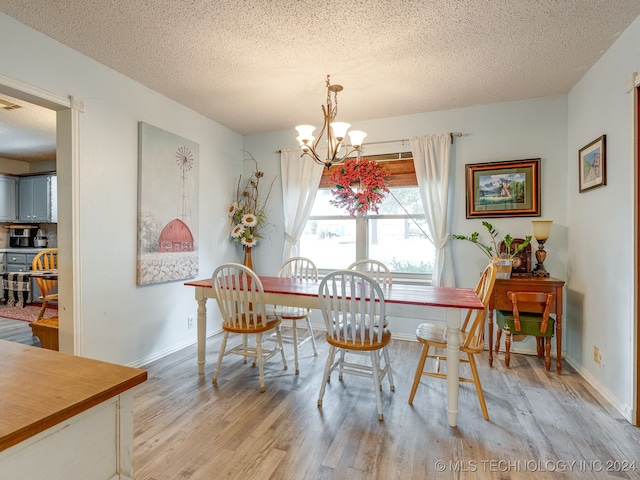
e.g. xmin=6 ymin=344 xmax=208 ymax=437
xmin=465 ymin=158 xmax=541 ymax=218
xmin=578 ymin=135 xmax=606 ymax=193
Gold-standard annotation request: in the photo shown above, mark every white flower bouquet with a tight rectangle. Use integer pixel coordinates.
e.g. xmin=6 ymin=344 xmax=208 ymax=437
xmin=227 ymin=152 xmax=274 ymax=247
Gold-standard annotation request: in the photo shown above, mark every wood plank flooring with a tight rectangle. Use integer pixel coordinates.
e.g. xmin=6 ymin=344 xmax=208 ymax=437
xmin=2 ymin=318 xmax=638 ymax=479
xmin=0 ymin=316 xmax=40 ymax=347
xmin=131 ymin=330 xmax=640 ymax=480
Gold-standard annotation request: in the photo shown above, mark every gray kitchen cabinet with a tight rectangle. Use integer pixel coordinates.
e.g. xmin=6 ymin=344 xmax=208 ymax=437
xmin=0 ymin=175 xmax=18 ymax=222
xmin=18 ymin=174 xmax=57 ymax=223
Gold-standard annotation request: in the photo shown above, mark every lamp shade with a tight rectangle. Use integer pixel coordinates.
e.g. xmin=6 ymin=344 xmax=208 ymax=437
xmin=329 ymin=121 xmax=350 ymax=140
xmin=295 ymin=125 xmax=316 ymax=143
xmin=296 ymin=135 xmax=314 ymax=151
xmin=348 ymin=130 xmax=367 ymax=148
xmin=531 ymin=220 xmax=553 ymax=240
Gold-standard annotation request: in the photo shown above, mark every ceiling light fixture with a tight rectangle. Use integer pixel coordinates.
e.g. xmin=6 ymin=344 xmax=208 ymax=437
xmin=295 ymin=75 xmax=366 ymax=169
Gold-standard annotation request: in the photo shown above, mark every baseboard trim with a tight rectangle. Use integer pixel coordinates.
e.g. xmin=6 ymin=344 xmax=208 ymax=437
xmin=128 ymin=327 xmax=222 ymax=369
xmin=564 ymin=354 xmax=634 ymax=424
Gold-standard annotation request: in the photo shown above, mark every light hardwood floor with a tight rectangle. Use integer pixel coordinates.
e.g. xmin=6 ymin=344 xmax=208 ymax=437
xmin=131 ymin=330 xmax=640 ymax=480
xmin=2 ymin=319 xmax=639 ymax=479
xmin=0 ymin=316 xmax=40 ymax=347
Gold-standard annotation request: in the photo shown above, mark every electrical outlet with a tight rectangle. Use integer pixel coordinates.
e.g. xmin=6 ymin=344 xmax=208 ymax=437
xmin=598 ymin=350 xmax=604 ymax=367
xmin=593 ymin=345 xmax=604 ymax=366
xmin=187 ymin=316 xmax=194 ymax=329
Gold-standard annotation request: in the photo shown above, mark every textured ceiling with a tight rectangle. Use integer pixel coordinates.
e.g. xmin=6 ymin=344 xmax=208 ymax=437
xmin=1 ymin=1 xmax=640 ymax=160
xmin=0 ymin=93 xmax=56 ymax=162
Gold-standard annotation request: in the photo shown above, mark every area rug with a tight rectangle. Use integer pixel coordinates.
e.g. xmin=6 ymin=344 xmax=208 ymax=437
xmin=0 ymin=304 xmax=58 ymax=323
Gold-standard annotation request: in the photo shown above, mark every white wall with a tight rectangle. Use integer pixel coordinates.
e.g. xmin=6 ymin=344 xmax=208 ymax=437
xmin=567 ymin=15 xmax=640 ymax=421
xmin=3 ymin=10 xmax=637 ymax=421
xmin=0 ymin=14 xmax=242 ymax=366
xmin=244 ymin=95 xmax=569 ymax=338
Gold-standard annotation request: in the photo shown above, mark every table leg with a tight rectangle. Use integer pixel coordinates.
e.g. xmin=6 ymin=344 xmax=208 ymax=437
xmin=556 ymin=314 xmax=562 ymax=374
xmin=196 ymin=292 xmax=207 ymax=375
xmin=488 ymin=309 xmax=494 ymax=367
xmin=445 ymin=307 xmax=461 ymax=427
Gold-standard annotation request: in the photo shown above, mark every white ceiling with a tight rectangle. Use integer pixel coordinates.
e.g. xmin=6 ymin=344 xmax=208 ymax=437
xmin=1 ymin=1 xmax=640 ymax=161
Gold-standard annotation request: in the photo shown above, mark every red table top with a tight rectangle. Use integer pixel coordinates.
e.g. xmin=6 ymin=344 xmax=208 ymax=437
xmin=185 ymin=276 xmax=484 ymax=311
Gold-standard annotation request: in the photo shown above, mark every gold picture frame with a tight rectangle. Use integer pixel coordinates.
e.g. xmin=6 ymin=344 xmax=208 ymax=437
xmin=465 ymin=158 xmax=541 ymax=218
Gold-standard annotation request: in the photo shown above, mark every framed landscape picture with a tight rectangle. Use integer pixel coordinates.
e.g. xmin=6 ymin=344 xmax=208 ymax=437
xmin=578 ymin=135 xmax=606 ymax=193
xmin=465 ymin=158 xmax=541 ymax=218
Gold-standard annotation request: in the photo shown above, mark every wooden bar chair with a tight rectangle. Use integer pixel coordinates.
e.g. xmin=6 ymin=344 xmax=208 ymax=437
xmin=273 ymin=256 xmax=319 ymax=374
xmin=317 ymin=270 xmax=394 ymax=421
xmin=495 ymin=291 xmax=555 ymax=370
xmin=31 ymin=248 xmax=58 ymax=321
xmin=408 ymin=262 xmax=497 ymax=420
xmin=211 ymin=263 xmax=288 ymax=392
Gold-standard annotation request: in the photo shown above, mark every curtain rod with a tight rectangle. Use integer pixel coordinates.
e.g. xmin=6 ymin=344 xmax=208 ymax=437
xmin=276 ymin=132 xmax=463 ymax=153
xmin=366 ymin=132 xmax=462 ymax=146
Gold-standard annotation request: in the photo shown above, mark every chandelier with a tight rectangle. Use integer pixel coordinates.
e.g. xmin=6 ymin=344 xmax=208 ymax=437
xmin=295 ymin=75 xmax=367 ymax=169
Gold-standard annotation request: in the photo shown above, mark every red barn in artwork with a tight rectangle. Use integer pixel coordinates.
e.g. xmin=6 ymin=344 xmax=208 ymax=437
xmin=158 ymin=218 xmax=194 ymax=252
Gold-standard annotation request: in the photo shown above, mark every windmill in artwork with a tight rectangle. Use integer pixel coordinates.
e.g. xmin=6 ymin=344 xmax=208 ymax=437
xmin=176 ymin=146 xmax=194 ymax=225
xmin=157 ymin=146 xmax=195 ymax=253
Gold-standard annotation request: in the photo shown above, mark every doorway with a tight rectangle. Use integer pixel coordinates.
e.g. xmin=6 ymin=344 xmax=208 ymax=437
xmin=0 ymin=75 xmax=79 ymax=355
xmin=636 ymin=83 xmax=640 ymax=426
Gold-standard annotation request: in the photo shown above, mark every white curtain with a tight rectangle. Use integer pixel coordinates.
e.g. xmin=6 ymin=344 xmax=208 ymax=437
xmin=280 ymin=148 xmax=325 ymax=260
xmin=411 ymin=134 xmax=455 ymax=287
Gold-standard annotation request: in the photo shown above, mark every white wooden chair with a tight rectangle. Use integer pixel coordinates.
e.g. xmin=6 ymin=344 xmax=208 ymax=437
xmin=273 ymin=256 xmax=318 ymax=374
xmin=211 ymin=263 xmax=288 ymax=392
xmin=347 ymin=259 xmax=393 ymax=287
xmin=408 ymin=262 xmax=497 ymax=420
xmin=317 ymin=270 xmax=394 ymax=421
xmin=346 ymin=258 xmax=391 ymax=357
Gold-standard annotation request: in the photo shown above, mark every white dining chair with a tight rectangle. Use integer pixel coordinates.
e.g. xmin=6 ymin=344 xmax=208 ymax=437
xmin=211 ymin=263 xmax=288 ymax=392
xmin=317 ymin=269 xmax=394 ymax=421
xmin=273 ymin=256 xmax=319 ymax=374
xmin=347 ymin=259 xmax=393 ymax=288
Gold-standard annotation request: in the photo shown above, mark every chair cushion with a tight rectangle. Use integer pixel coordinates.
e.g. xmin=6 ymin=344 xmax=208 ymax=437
xmin=273 ymin=305 xmax=310 ymax=320
xmin=496 ymin=310 xmax=555 ymax=337
xmin=415 ymin=322 xmax=473 ymax=350
xmin=326 ymin=323 xmax=391 ymax=350
xmin=223 ymin=313 xmax=281 ymax=333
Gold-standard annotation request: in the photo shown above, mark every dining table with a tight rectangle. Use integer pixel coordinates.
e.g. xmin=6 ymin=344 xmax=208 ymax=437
xmin=185 ymin=275 xmax=484 ymax=427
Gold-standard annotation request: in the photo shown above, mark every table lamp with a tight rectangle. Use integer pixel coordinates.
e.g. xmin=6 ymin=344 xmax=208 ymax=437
xmin=531 ymin=220 xmax=553 ymax=277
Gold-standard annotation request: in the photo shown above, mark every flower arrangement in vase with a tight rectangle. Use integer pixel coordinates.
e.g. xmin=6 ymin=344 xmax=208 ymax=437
xmin=453 ymin=221 xmax=532 ymax=277
xmin=227 ymin=152 xmax=275 ymax=266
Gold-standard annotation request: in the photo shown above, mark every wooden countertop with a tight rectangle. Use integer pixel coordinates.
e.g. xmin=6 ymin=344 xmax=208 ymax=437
xmin=0 ymin=340 xmax=147 ymax=452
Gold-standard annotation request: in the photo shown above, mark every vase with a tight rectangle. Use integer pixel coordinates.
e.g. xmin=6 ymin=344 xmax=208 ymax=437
xmin=243 ymin=246 xmax=253 ymax=270
xmin=494 ymin=257 xmax=513 ymax=279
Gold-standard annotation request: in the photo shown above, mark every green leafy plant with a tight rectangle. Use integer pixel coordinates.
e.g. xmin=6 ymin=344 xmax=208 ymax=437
xmin=453 ymin=221 xmax=531 ymax=259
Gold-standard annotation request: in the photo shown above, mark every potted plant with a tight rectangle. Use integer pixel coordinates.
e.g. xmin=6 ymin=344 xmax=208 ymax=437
xmin=453 ymin=221 xmax=532 ymax=278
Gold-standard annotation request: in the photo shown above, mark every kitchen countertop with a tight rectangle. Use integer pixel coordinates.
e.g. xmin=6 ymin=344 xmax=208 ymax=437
xmin=0 ymin=247 xmax=55 ymax=254
xmin=0 ymin=339 xmax=147 ymax=452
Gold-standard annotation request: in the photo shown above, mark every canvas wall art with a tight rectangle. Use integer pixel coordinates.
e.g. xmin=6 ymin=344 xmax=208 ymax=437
xmin=137 ymin=122 xmax=199 ymax=285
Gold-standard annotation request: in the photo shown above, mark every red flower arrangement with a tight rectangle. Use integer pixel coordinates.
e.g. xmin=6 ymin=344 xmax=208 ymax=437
xmin=329 ymin=157 xmax=390 ymax=217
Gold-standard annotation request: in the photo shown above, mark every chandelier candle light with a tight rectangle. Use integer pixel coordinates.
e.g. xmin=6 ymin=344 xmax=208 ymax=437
xmin=295 ymin=75 xmax=367 ymax=169
xmin=531 ymin=220 xmax=553 ymax=277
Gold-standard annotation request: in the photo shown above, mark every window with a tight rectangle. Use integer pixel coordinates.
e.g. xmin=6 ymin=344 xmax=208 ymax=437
xmin=299 ymin=154 xmax=435 ymax=282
